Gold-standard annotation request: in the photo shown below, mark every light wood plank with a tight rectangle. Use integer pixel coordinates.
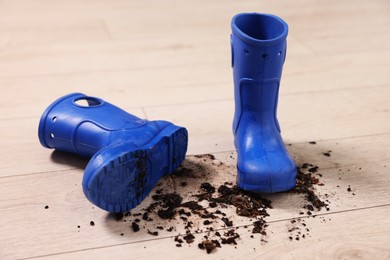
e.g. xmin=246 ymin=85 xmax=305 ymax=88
xmin=0 ymin=33 xmax=312 ymax=79
xmin=0 ymin=17 xmax=110 ymax=48
xmin=145 ymin=85 xmax=390 ymax=154
xmin=0 ymin=144 xmax=389 ymax=259
xmin=0 ymin=0 xmax=390 ymax=259
xmin=288 ymin=2 xmax=390 ymax=54
xmin=16 ymin=205 xmax=390 ymax=260
xmin=1 ymin=86 xmax=390 ymax=177
xmin=2 ymin=47 xmax=390 ymax=120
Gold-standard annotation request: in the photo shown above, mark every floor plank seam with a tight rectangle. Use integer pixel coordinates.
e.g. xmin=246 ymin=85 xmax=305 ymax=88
xmin=0 ymin=60 xmax=227 ymax=81
xmin=0 ymin=167 xmax=80 ymax=179
xmin=280 ymin=83 xmax=390 ymax=96
xmin=1 ymin=155 xmax=387 ymax=180
xmin=2 ymin=135 xmax=390 ymax=179
xmin=266 ymin=203 xmax=390 ymax=225
xmin=1 ymin=83 xmax=390 ymax=122
xmin=17 ymin=236 xmax=175 ymax=260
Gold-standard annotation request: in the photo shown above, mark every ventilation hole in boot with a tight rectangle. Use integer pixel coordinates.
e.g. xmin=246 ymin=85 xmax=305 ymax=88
xmin=74 ymin=97 xmax=103 ymax=107
xmin=52 ymin=116 xmax=57 ymax=122
xmin=262 ymin=53 xmax=268 ymax=59
xmin=50 ymin=133 xmax=55 ymax=139
xmin=244 ymin=49 xmax=249 ymax=55
xmin=278 ymin=51 xmax=282 ymax=56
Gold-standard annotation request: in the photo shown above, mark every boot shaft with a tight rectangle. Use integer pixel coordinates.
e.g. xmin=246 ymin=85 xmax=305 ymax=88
xmin=231 ymin=13 xmax=288 ymax=81
xmin=38 ymin=93 xmax=147 ymax=157
xmin=231 ymin=13 xmax=288 ymax=133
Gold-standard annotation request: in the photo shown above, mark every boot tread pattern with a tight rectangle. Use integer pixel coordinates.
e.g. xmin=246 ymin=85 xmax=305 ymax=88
xmin=88 ymin=127 xmax=188 ymax=212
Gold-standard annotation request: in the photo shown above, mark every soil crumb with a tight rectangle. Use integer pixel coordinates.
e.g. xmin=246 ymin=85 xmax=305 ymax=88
xmin=198 ymin=239 xmax=220 ymax=253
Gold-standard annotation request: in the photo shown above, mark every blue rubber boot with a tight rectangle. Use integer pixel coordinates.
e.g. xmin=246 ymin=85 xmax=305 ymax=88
xmin=231 ymin=13 xmax=296 ymax=193
xmin=38 ymin=93 xmax=188 ymax=212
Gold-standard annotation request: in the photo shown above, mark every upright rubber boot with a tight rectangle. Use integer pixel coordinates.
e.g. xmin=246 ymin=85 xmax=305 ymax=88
xmin=231 ymin=13 xmax=296 ymax=193
xmin=38 ymin=93 xmax=188 ymax=212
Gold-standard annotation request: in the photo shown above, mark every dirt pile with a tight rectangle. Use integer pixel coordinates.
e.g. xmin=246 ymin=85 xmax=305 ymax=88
xmin=102 ymin=153 xmax=332 ymax=254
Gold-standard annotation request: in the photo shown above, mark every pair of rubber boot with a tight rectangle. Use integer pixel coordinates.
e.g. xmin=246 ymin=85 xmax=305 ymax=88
xmin=38 ymin=13 xmax=295 ymax=213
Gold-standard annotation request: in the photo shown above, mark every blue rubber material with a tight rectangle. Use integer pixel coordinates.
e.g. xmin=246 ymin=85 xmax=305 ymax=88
xmin=231 ymin=13 xmax=296 ymax=193
xmin=38 ymin=93 xmax=188 ymax=212
xmin=83 ymin=125 xmax=187 ymax=212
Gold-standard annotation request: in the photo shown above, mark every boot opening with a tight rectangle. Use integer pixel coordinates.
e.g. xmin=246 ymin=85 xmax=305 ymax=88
xmin=74 ymin=97 xmax=103 ymax=107
xmin=234 ymin=13 xmax=287 ymax=41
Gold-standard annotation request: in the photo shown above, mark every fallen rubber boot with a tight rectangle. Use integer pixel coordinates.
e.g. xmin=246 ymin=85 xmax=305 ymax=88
xmin=231 ymin=13 xmax=296 ymax=193
xmin=38 ymin=93 xmax=188 ymax=212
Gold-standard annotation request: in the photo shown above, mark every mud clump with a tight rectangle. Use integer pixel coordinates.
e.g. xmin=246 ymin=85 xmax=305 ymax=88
xmin=151 ymin=193 xmax=183 ymax=209
xmin=252 ymin=219 xmax=268 ymax=235
xmin=183 ymin=233 xmax=195 ymax=244
xmin=200 ymin=182 xmax=216 ymax=193
xmin=181 ymin=201 xmax=203 ymax=211
xmin=213 ymin=185 xmax=271 ymax=217
xmin=150 ymin=193 xmax=183 ymax=219
xmin=221 ymin=229 xmax=240 ymax=245
xmin=147 ymin=230 xmax=158 ymax=236
xmin=198 ymin=239 xmax=220 ymax=254
xmin=131 ymin=221 xmax=140 ymax=232
xmin=115 ymin=213 xmax=124 ymax=221
xmin=221 ymin=217 xmax=233 ymax=227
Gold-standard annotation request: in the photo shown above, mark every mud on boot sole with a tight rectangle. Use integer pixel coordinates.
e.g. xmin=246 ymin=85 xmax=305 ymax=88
xmin=82 ymin=126 xmax=188 ymax=212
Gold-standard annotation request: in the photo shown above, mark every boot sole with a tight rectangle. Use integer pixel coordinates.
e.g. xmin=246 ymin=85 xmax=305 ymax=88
xmin=237 ymin=180 xmax=296 ymax=193
xmin=237 ymin=168 xmax=296 ymax=193
xmin=82 ymin=125 xmax=188 ymax=212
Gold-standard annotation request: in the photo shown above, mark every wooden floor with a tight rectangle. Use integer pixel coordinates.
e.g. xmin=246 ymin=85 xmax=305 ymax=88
xmin=1 ymin=0 xmax=390 ymax=259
